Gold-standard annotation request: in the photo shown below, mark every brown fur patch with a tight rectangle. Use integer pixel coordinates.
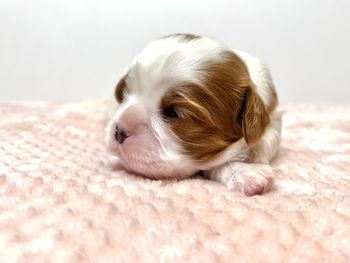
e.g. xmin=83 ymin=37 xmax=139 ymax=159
xmin=267 ymin=85 xmax=278 ymax=113
xmin=114 ymin=74 xmax=128 ymax=103
xmin=162 ymin=33 xmax=201 ymax=42
xmin=161 ymin=51 xmax=270 ymax=162
xmin=241 ymin=87 xmax=270 ymax=145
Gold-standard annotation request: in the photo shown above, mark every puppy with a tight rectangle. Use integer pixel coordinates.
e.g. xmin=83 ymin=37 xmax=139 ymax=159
xmin=105 ymin=33 xmax=282 ymax=196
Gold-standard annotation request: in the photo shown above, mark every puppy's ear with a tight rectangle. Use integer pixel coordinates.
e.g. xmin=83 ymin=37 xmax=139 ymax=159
xmin=241 ymin=86 xmax=270 ymax=146
xmin=114 ymin=74 xmax=128 ymax=103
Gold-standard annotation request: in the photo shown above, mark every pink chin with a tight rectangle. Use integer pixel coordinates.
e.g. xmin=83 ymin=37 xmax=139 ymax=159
xmin=109 ymin=131 xmax=193 ymax=179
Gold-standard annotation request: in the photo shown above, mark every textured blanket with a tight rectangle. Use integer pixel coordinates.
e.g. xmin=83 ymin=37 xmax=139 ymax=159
xmin=0 ymin=100 xmax=349 ymax=263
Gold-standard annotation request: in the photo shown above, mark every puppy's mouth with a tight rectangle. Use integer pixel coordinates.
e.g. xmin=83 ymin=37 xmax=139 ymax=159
xmin=111 ymin=131 xmax=165 ymax=167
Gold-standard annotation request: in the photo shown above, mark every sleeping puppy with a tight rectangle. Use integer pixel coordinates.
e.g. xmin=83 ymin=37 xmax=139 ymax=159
xmin=105 ymin=33 xmax=282 ymax=196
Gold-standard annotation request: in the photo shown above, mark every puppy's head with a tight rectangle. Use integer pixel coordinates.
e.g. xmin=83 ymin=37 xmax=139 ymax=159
xmin=105 ymin=34 xmax=270 ymax=179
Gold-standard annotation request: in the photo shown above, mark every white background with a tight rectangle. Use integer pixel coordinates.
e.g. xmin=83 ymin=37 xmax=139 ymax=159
xmin=0 ymin=0 xmax=349 ymax=103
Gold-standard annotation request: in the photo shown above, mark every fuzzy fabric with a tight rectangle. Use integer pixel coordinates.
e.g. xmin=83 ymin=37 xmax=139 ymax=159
xmin=0 ymin=99 xmax=349 ymax=263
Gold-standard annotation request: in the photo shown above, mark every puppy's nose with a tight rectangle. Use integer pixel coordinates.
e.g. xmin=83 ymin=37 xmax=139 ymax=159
xmin=115 ymin=125 xmax=129 ymax=144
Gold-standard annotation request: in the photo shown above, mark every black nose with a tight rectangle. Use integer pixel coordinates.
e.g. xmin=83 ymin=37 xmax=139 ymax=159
xmin=115 ymin=125 xmax=128 ymax=144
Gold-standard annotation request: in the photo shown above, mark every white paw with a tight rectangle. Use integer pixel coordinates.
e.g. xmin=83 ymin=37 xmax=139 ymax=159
xmin=209 ymin=163 xmax=274 ymax=196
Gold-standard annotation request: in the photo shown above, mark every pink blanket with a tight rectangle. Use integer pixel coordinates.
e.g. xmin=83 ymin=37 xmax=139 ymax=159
xmin=0 ymin=100 xmax=349 ymax=262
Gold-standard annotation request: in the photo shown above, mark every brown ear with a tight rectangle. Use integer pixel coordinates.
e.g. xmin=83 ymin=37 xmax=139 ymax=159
xmin=241 ymin=86 xmax=270 ymax=146
xmin=114 ymin=74 xmax=128 ymax=103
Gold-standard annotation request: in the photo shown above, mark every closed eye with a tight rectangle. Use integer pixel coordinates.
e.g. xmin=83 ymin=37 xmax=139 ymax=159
xmin=162 ymin=106 xmax=179 ymax=119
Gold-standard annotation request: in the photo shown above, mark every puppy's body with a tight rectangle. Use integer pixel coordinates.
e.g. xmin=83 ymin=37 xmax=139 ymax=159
xmin=105 ymin=34 xmax=282 ymax=195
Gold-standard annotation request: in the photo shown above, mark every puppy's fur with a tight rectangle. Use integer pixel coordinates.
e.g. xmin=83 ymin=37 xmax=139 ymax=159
xmin=105 ymin=33 xmax=282 ymax=196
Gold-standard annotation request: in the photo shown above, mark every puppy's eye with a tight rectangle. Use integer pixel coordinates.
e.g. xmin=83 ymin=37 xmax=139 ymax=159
xmin=162 ymin=106 xmax=178 ymax=119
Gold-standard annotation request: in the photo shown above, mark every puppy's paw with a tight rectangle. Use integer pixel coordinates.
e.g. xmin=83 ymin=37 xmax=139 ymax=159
xmin=209 ymin=163 xmax=274 ymax=196
xmin=232 ymin=164 xmax=273 ymax=196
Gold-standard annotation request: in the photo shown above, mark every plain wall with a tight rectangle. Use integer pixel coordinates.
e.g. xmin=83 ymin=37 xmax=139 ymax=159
xmin=0 ymin=0 xmax=349 ymax=103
